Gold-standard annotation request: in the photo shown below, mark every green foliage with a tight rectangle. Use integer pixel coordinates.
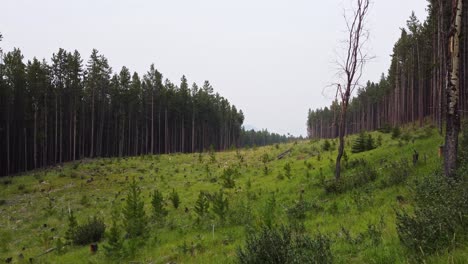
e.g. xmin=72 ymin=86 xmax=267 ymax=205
xmin=284 ymin=163 xmax=292 ymax=179
xmin=212 ymin=189 xmax=229 ymax=222
xmin=194 ymin=191 xmax=210 ymax=221
xmin=209 ymin=144 xmax=216 ymax=163
xmin=325 ymin=160 xmax=378 ymax=193
xmin=55 ymin=238 xmax=65 ymax=255
xmin=151 ymin=189 xmax=168 ymax=222
xmin=237 ymin=226 xmax=333 ymax=264
xmin=351 ymin=131 xmax=375 ymax=153
xmin=122 ymin=178 xmax=147 ymax=238
xmin=169 ymin=189 xmax=180 ymax=209
xmin=391 ymin=126 xmax=401 ymax=139
xmin=322 ymin=140 xmax=331 ymax=151
xmin=65 ymin=209 xmax=78 ymax=243
xmin=104 ymin=223 xmax=123 ymax=259
xmin=221 ymin=167 xmax=238 ymax=188
xmin=396 ymin=174 xmax=468 ymax=257
xmin=73 ymin=216 xmax=106 ymax=245
xmin=263 ymin=193 xmax=277 ymax=228
xmin=386 ymin=159 xmax=410 ymax=186
xmin=104 ymin=206 xmax=124 ymax=259
xmin=378 ymin=123 xmax=393 ymax=133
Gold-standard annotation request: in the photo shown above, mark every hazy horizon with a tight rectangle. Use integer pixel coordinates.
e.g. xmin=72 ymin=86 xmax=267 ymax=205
xmin=1 ymin=0 xmax=428 ymax=136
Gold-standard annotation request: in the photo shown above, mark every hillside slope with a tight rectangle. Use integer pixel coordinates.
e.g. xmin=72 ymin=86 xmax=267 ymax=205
xmin=0 ymin=126 xmax=467 ymax=263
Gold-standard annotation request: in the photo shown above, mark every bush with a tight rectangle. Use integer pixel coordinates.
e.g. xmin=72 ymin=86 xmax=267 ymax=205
xmin=325 ymin=160 xmax=378 ymax=194
xmin=322 ymin=140 xmax=331 ymax=151
xmin=237 ymin=226 xmax=333 ymax=264
xmin=391 ymin=126 xmax=401 ymax=139
xmin=73 ymin=216 xmax=106 ymax=245
xmin=396 ymin=174 xmax=468 ymax=257
xmin=386 ymin=159 xmax=410 ymax=186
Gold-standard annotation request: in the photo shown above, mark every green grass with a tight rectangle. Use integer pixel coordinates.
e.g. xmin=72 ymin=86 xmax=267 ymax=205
xmin=0 ymin=126 xmax=466 ymax=263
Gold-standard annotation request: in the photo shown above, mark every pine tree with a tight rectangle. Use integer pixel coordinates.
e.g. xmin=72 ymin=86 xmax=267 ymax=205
xmin=103 ymin=222 xmax=123 ymax=259
xmin=194 ymin=191 xmax=210 ymax=221
xmin=122 ymin=178 xmax=147 ymax=238
xmin=151 ymin=189 xmax=168 ymax=222
xmin=212 ymin=189 xmax=229 ymax=222
xmin=352 ymin=131 xmax=367 ymax=153
xmin=169 ymin=189 xmax=180 ymax=209
xmin=65 ymin=209 xmax=78 ymax=243
xmin=104 ymin=206 xmax=123 ymax=259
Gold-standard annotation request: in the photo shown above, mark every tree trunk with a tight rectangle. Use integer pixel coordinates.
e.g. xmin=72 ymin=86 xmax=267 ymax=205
xmin=445 ymin=0 xmax=463 ymax=178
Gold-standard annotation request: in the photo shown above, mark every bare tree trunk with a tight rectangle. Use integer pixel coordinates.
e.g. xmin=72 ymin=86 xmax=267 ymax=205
xmin=34 ymin=107 xmax=37 ymax=169
xmin=90 ymin=87 xmax=95 ymax=158
xmin=192 ymin=111 xmax=195 ymax=152
xmin=445 ymin=0 xmax=463 ymax=178
xmin=151 ymin=91 xmax=154 ymax=154
xmin=334 ymin=0 xmax=370 ymax=180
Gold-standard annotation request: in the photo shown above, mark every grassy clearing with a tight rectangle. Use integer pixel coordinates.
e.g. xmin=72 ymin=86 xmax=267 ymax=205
xmin=0 ymin=126 xmax=466 ymax=263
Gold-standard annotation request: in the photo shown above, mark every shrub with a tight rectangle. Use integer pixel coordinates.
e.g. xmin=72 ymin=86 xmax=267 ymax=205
xmin=73 ymin=216 xmax=106 ymax=245
xmin=322 ymin=140 xmax=331 ymax=151
xmin=378 ymin=123 xmax=392 ymax=133
xmin=237 ymin=226 xmax=333 ymax=264
xmin=396 ymin=174 xmax=468 ymax=257
xmin=387 ymin=159 xmax=410 ymax=186
xmin=325 ymin=160 xmax=378 ymax=193
xmin=391 ymin=126 xmax=401 ymax=139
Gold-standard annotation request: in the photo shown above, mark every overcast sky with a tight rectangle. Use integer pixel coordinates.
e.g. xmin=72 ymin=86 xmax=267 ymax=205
xmin=1 ymin=0 xmax=428 ymax=136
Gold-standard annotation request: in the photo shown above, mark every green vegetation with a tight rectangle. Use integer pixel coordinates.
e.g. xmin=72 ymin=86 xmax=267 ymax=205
xmin=0 ymin=126 xmax=467 ymax=263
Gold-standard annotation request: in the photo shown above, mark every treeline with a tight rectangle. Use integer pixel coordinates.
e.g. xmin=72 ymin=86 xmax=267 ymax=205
xmin=239 ymin=128 xmax=297 ymax=148
xmin=0 ymin=45 xmax=245 ymax=176
xmin=307 ymin=2 xmax=468 ymax=138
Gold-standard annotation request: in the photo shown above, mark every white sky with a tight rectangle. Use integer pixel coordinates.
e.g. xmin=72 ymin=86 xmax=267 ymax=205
xmin=1 ymin=0 xmax=428 ymax=136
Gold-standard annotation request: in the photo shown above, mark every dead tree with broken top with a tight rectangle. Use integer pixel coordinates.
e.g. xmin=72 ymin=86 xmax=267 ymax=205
xmin=334 ymin=0 xmax=371 ymax=180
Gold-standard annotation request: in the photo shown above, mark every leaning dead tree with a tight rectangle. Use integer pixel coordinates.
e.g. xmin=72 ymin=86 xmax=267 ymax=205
xmin=334 ymin=0 xmax=370 ymax=180
xmin=445 ymin=0 xmax=463 ymax=178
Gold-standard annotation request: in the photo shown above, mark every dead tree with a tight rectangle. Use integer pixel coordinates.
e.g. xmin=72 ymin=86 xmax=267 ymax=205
xmin=334 ymin=0 xmax=371 ymax=180
xmin=445 ymin=0 xmax=463 ymax=178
